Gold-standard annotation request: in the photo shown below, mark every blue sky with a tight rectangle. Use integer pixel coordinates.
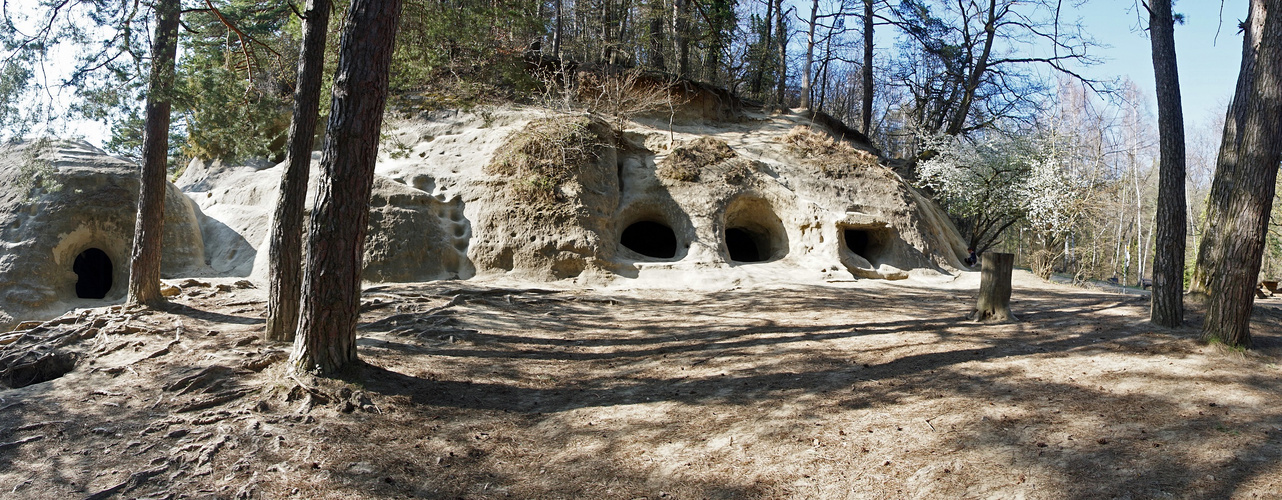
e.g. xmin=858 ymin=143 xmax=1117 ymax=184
xmin=1070 ymin=0 xmax=1247 ymax=129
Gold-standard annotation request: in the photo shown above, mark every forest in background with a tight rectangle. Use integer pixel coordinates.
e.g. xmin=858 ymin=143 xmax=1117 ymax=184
xmin=1 ymin=0 xmax=1278 ymax=289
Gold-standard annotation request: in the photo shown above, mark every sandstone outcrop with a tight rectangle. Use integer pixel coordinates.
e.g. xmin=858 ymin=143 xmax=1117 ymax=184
xmin=1 ymin=105 xmax=970 ymax=329
xmin=0 ymin=141 xmax=206 ymax=329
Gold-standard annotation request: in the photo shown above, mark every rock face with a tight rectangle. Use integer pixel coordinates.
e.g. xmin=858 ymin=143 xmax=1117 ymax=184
xmin=0 ymin=141 xmax=206 ymax=329
xmin=368 ymin=105 xmax=968 ymax=285
xmin=0 ymin=105 xmax=970 ymax=328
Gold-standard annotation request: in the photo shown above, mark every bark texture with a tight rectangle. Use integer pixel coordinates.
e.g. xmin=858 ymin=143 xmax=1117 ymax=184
xmin=265 ymin=0 xmax=332 ymax=343
xmin=1196 ymin=0 xmax=1282 ymax=348
xmin=126 ymin=0 xmax=180 ymax=307
xmin=290 ymin=0 xmax=403 ymax=374
xmin=861 ymin=0 xmax=874 ymax=134
xmin=971 ymin=252 xmax=1015 ymax=322
xmin=1147 ymin=0 xmax=1187 ymax=328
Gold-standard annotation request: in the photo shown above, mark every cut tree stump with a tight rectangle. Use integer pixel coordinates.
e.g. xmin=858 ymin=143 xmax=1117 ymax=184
xmin=969 ymin=252 xmax=1017 ymax=322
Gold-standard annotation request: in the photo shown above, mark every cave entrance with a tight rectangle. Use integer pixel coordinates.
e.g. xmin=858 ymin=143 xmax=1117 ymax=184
xmin=621 ymin=220 xmax=678 ymax=259
xmin=726 ymin=227 xmax=770 ymax=263
xmin=73 ymin=248 xmax=113 ymax=299
xmin=843 ymin=228 xmax=891 ymax=264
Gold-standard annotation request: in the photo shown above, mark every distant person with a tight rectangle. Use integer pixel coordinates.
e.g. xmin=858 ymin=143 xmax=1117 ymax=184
xmin=965 ymin=248 xmax=978 ymax=267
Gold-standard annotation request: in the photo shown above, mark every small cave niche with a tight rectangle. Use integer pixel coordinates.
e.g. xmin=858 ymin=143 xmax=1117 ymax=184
xmin=725 ymin=227 xmax=771 ymax=262
xmin=842 ymin=227 xmax=894 ymax=265
xmin=620 ymin=220 xmax=678 ymax=259
xmin=73 ymin=248 xmax=113 ymax=299
xmin=722 ymin=197 xmax=787 ymax=264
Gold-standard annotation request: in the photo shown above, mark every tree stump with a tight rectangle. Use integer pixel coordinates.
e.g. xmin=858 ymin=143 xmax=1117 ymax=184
xmin=970 ymin=252 xmax=1017 ymax=322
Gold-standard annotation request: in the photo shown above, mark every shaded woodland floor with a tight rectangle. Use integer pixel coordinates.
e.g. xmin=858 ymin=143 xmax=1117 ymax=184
xmin=2 ymin=272 xmax=1282 ymax=499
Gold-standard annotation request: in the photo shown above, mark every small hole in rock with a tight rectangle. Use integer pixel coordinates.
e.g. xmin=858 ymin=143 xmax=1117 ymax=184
xmin=73 ymin=248 xmax=113 ymax=299
xmin=621 ymin=221 xmax=677 ymax=259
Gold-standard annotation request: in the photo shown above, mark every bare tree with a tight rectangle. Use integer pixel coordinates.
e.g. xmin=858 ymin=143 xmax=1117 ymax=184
xmin=891 ymin=0 xmax=1099 ymax=136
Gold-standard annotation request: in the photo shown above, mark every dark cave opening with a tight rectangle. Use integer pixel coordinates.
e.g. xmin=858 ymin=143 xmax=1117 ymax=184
xmin=621 ymin=220 xmax=678 ymax=259
xmin=726 ymin=227 xmax=768 ymax=263
xmin=843 ymin=228 xmax=890 ymax=263
xmin=73 ymin=248 xmax=113 ymax=299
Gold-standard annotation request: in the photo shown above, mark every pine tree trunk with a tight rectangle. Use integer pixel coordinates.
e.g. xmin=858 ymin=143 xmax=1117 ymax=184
xmin=1148 ymin=0 xmax=1187 ymax=328
xmin=860 ymin=0 xmax=874 ymax=134
xmin=648 ymin=9 xmax=665 ymax=71
xmin=673 ymin=0 xmax=689 ymax=78
xmin=266 ymin=0 xmax=332 ymax=343
xmin=290 ymin=0 xmax=403 ymax=375
xmin=970 ymin=252 xmax=1016 ymax=322
xmin=1191 ymin=0 xmax=1267 ymax=297
xmin=126 ymin=0 xmax=179 ymax=307
xmin=774 ymin=0 xmax=787 ymax=107
xmin=553 ymin=0 xmax=563 ymax=60
xmin=1198 ymin=0 xmax=1282 ymax=348
xmin=750 ymin=0 xmax=774 ymax=96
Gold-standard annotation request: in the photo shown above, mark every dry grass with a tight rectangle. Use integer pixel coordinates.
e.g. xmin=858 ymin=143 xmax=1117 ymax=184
xmin=577 ymin=69 xmax=684 ymax=129
xmin=657 ymin=137 xmax=738 ymax=182
xmin=486 ymin=115 xmax=609 ymax=206
xmin=781 ymin=125 xmax=881 ymax=178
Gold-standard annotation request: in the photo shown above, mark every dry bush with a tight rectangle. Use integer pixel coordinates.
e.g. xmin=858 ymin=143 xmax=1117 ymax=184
xmin=487 ymin=115 xmax=609 ymax=205
xmin=657 ymin=137 xmax=737 ymax=182
xmin=1029 ymin=248 xmax=1059 ymax=280
xmin=781 ymin=126 xmax=880 ymax=178
xmin=578 ymin=68 xmax=684 ymax=129
xmin=721 ymin=157 xmax=754 ymax=185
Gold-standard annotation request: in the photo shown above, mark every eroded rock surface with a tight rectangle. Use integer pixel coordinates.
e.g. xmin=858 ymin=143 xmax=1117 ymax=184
xmin=0 ymin=141 xmax=206 ymax=329
xmin=2 ymin=105 xmax=969 ymax=328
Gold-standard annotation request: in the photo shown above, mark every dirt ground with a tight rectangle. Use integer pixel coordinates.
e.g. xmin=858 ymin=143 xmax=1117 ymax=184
xmin=2 ymin=271 xmax=1281 ymax=499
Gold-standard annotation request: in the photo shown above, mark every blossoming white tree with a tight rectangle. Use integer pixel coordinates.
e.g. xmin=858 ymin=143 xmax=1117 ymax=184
xmin=918 ymin=129 xmax=1096 ymax=277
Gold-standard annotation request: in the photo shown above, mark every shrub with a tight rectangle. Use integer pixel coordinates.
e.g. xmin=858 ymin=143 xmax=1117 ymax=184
xmin=657 ymin=137 xmax=736 ymax=182
xmin=487 ymin=115 xmax=609 ymax=206
xmin=781 ymin=126 xmax=880 ymax=178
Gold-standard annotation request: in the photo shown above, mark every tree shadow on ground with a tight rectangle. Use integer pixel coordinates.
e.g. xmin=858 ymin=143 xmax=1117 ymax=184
xmin=348 ymin=279 xmax=1282 ymax=497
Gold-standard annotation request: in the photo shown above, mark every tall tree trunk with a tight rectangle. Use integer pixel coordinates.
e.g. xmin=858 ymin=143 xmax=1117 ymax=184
xmin=290 ymin=0 xmax=403 ymax=375
xmin=800 ymin=0 xmax=819 ymax=109
xmin=1149 ymin=0 xmax=1187 ymax=328
xmin=673 ymin=0 xmax=689 ymax=77
xmin=265 ymin=0 xmax=332 ymax=343
xmin=1132 ymin=150 xmax=1144 ymax=286
xmin=126 ymin=0 xmax=180 ymax=307
xmin=1197 ymin=0 xmax=1282 ymax=348
xmin=860 ymin=0 xmax=874 ymax=134
xmin=1191 ymin=0 xmax=1267 ymax=296
xmin=774 ymin=0 xmax=787 ymax=106
xmin=750 ymin=0 xmax=774 ymax=96
xmin=553 ymin=0 xmax=563 ymax=60
xmin=648 ymin=1 xmax=665 ymax=71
